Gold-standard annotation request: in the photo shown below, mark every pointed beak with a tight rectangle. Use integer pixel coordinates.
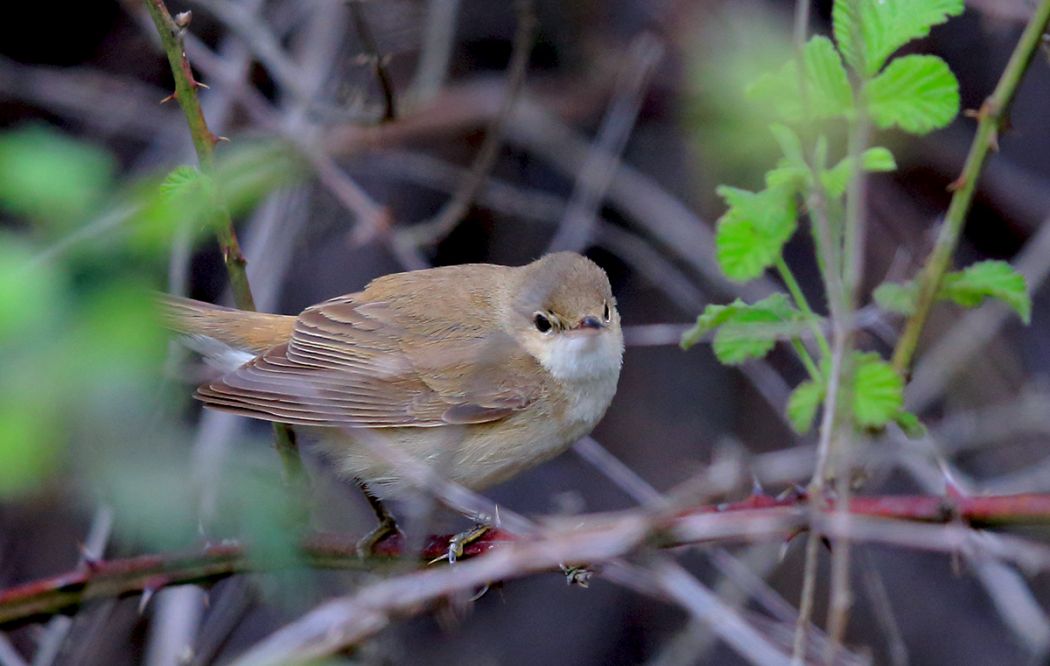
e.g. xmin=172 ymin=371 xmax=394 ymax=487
xmin=576 ymin=315 xmax=605 ymax=331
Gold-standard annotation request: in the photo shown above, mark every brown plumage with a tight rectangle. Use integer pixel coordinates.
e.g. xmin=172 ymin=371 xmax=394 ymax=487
xmin=163 ymin=252 xmax=624 ymax=496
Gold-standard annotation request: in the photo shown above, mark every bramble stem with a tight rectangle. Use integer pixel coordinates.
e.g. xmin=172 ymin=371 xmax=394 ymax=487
xmin=144 ymin=0 xmax=303 ymax=485
xmin=892 ymin=0 xmax=1050 ymax=375
xmin=776 ymin=256 xmax=831 ymax=363
xmin=3 ymin=492 xmax=1050 ymax=629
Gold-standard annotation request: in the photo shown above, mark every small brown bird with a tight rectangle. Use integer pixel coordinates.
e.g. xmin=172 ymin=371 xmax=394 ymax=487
xmin=164 ymin=252 xmax=623 ymax=543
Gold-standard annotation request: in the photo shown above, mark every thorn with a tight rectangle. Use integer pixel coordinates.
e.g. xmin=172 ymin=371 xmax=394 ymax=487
xmin=780 ymin=527 xmax=806 ymax=561
xmin=194 ymin=81 xmax=210 ymax=90
xmin=139 ymin=587 xmax=156 ymax=614
xmin=750 ymin=474 xmax=765 ymax=497
xmin=988 ymin=129 xmax=1000 ymax=152
xmin=214 ymin=135 xmax=230 ymax=143
xmin=941 ymin=461 xmax=968 ymax=502
xmin=468 ymin=583 xmax=490 ymax=602
xmin=77 ymin=542 xmax=102 ymax=571
xmin=160 ymin=92 xmax=176 ymax=104
xmin=174 ymin=10 xmax=192 ymax=28
xmin=947 ymin=174 xmax=966 ymax=192
xmin=963 ymin=108 xmax=980 ymax=120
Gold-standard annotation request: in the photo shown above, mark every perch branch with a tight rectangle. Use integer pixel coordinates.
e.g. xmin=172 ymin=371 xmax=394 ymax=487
xmin=3 ymin=492 xmax=1050 ymax=629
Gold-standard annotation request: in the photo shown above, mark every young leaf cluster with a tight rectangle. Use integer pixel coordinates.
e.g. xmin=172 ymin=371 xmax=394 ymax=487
xmin=682 ymin=0 xmax=1028 ymax=438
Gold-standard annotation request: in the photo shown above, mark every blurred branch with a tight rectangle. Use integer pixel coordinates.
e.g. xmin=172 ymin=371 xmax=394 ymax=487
xmin=396 ymin=0 xmax=536 ymax=256
xmin=349 ymin=0 xmax=398 ymax=121
xmin=892 ymin=0 xmax=1050 ymax=374
xmin=546 ymin=31 xmax=664 ymax=253
xmin=144 ymin=0 xmax=304 ymax=485
xmin=4 ymin=492 xmax=1050 ymax=630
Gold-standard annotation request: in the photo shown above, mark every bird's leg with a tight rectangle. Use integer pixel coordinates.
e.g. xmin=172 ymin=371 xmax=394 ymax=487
xmin=445 ymin=524 xmax=491 ymax=564
xmin=354 ymin=479 xmax=402 ymax=558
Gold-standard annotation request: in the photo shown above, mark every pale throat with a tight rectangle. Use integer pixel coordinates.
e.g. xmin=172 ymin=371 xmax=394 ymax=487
xmin=536 ymin=332 xmax=622 ymax=383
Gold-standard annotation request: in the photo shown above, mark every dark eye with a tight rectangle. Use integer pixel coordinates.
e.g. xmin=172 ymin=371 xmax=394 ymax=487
xmin=603 ymin=302 xmax=611 ymax=322
xmin=534 ymin=312 xmax=552 ymax=333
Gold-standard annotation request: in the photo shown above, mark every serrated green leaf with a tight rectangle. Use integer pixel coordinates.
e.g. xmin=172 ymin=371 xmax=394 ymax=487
xmin=803 ymin=36 xmax=855 ymax=119
xmin=867 ymin=55 xmax=959 ymax=134
xmin=820 ymin=147 xmax=898 ymax=198
xmin=833 ymin=0 xmax=964 ymax=76
xmin=787 ymin=380 xmax=825 ymax=434
xmin=769 ymin=123 xmax=805 ymax=165
xmin=715 ymin=185 xmax=797 ymax=281
xmin=895 ymin=410 xmax=926 ymax=439
xmin=682 ymin=294 xmax=810 ymax=364
xmin=939 ymin=260 xmax=1031 ymax=323
xmin=873 ymin=280 xmax=918 ymax=315
xmin=747 ymin=36 xmax=854 ymax=122
xmin=159 ymin=166 xmax=203 ymax=201
xmin=862 ymin=147 xmax=897 ymax=172
xmin=852 ymin=352 xmax=904 ymax=428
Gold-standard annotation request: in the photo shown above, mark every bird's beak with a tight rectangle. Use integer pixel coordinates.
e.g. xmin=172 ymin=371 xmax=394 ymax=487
xmin=573 ymin=315 xmax=605 ymax=333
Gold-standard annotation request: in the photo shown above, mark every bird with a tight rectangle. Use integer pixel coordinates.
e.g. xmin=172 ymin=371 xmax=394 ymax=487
xmin=163 ymin=251 xmax=624 ymax=553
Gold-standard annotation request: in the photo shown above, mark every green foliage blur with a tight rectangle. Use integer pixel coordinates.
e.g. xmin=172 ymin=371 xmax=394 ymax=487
xmin=0 ymin=123 xmax=305 ymax=558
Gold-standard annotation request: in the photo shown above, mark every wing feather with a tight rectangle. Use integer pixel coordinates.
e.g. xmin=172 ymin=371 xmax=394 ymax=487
xmin=196 ymin=268 xmax=543 ymax=427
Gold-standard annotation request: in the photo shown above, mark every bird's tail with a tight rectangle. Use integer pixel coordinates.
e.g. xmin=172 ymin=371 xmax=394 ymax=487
xmin=160 ymin=294 xmax=296 ymax=370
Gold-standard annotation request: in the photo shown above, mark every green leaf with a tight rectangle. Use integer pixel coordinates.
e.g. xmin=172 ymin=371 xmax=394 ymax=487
xmin=833 ymin=0 xmax=964 ymax=76
xmin=714 ymin=185 xmax=797 ymax=281
xmin=867 ymin=55 xmax=960 ymax=134
xmin=820 ymin=147 xmax=898 ymax=198
xmin=0 ymin=126 xmax=115 ymax=227
xmin=787 ymin=380 xmax=825 ymax=434
xmin=939 ymin=260 xmax=1030 ymax=323
xmin=895 ymin=410 xmax=926 ymax=439
xmin=802 ymin=36 xmax=855 ymax=119
xmin=748 ymin=36 xmax=854 ymax=122
xmin=873 ymin=280 xmax=918 ymax=315
xmin=681 ymin=294 xmax=809 ymax=364
xmin=159 ymin=166 xmax=203 ymax=201
xmin=852 ymin=352 xmax=904 ymax=428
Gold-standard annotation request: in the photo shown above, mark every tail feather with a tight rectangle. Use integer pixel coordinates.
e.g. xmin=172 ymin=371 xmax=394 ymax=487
xmin=160 ymin=294 xmax=296 ymax=369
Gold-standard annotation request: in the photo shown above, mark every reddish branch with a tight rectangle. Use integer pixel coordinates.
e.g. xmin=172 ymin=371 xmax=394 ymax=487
xmin=3 ymin=491 xmax=1049 ymax=628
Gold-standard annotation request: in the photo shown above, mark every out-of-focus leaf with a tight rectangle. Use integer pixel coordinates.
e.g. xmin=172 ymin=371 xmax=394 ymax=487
xmin=0 ymin=126 xmax=115 ymax=226
xmin=852 ymin=352 xmax=904 ymax=428
xmin=0 ymin=239 xmax=64 ymax=339
xmin=787 ymin=379 xmax=824 ymax=434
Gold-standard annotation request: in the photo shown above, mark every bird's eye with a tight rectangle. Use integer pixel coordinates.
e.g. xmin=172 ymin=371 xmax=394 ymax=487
xmin=603 ymin=302 xmax=611 ymax=322
xmin=534 ymin=312 xmax=553 ymax=333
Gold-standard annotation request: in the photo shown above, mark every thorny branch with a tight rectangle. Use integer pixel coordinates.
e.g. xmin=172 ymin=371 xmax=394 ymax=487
xmin=3 ymin=491 xmax=1050 ymax=630
xmin=143 ymin=0 xmax=304 ymax=485
xmin=891 ymin=0 xmax=1050 ymax=374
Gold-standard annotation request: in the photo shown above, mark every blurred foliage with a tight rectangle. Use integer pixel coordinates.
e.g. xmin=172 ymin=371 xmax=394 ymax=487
xmin=0 ymin=123 xmax=307 ymax=558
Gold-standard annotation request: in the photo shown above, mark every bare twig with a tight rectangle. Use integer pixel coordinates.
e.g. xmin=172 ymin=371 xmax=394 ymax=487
xmin=348 ymin=0 xmax=398 ymax=121
xmin=546 ymin=32 xmax=664 ymax=253
xmin=397 ymin=0 xmax=536 ymax=250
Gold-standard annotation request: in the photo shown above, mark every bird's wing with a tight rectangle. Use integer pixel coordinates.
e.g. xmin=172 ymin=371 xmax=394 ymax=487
xmin=195 ymin=283 xmax=542 ymax=428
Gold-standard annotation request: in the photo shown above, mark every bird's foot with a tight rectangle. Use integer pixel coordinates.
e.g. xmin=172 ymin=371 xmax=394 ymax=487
xmin=429 ymin=524 xmax=491 ymax=565
xmin=356 ymin=515 xmax=402 ymax=559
